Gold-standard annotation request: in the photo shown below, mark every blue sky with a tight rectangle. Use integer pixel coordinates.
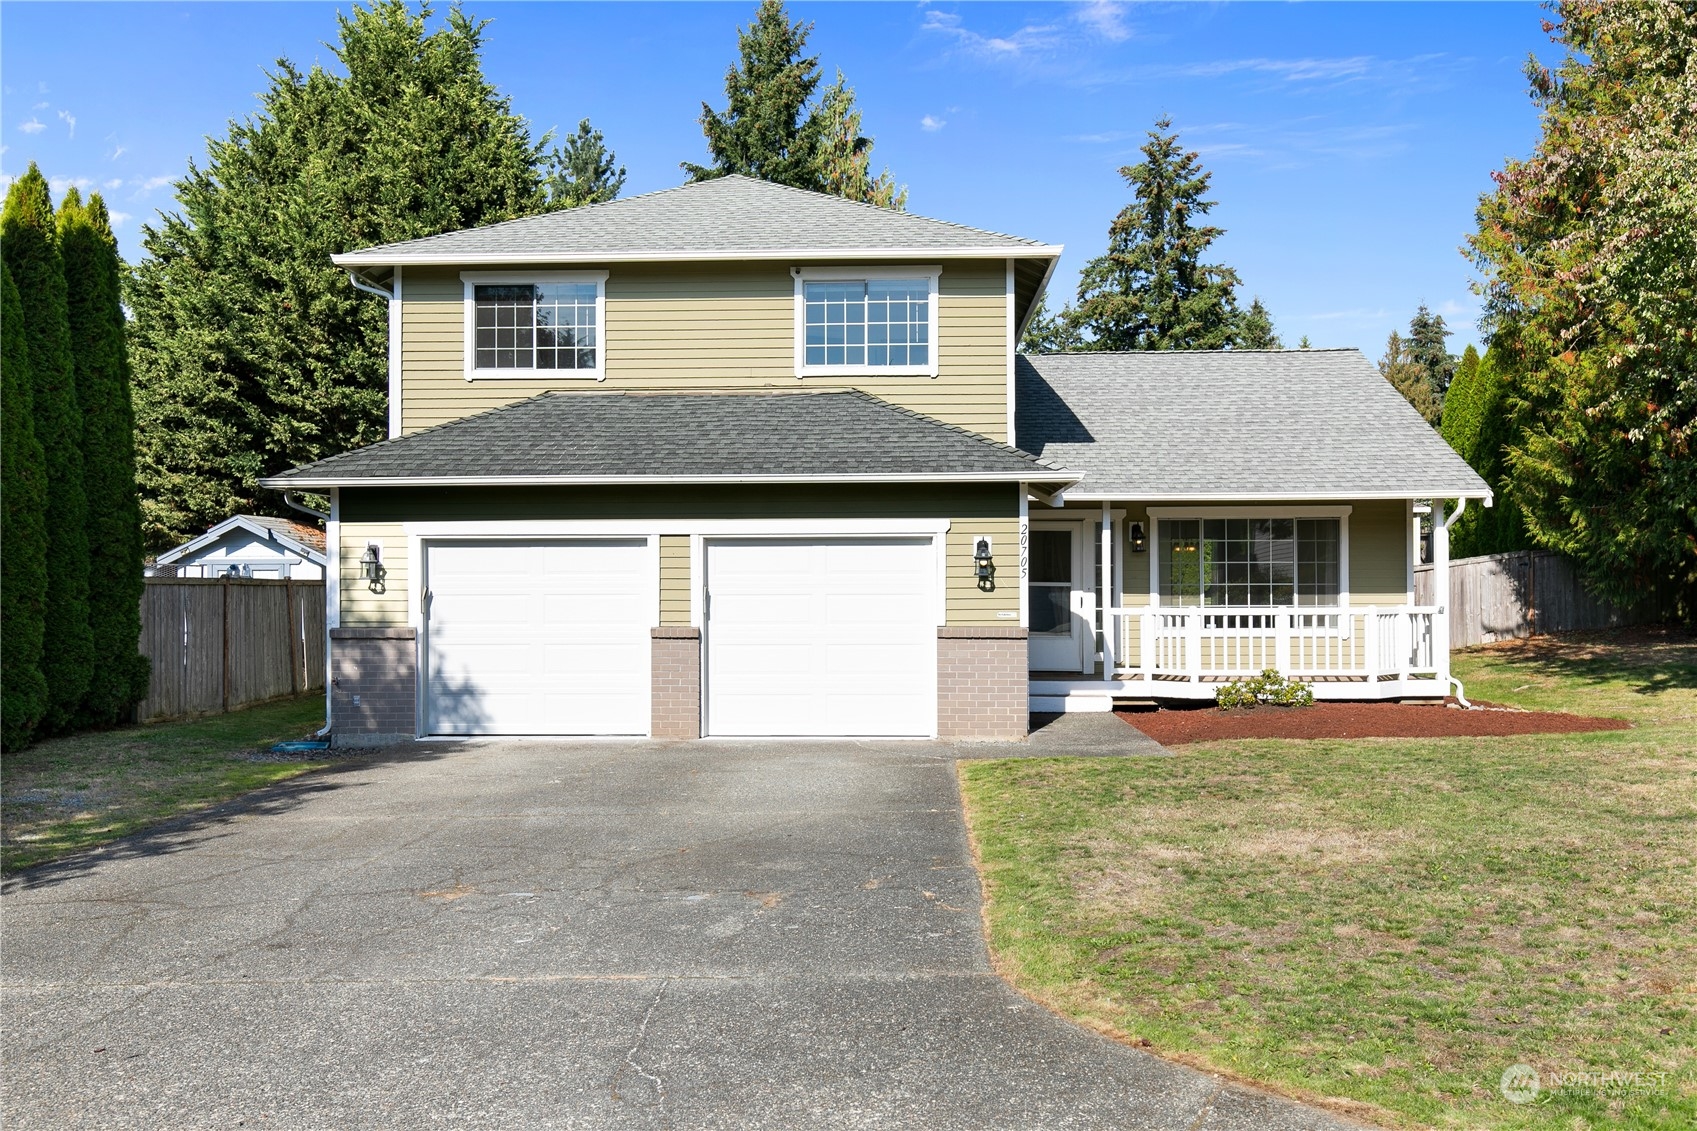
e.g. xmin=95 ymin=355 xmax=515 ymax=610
xmin=2 ymin=1 xmax=1553 ymax=355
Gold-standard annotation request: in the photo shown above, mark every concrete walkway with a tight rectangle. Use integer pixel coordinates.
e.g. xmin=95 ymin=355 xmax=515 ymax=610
xmin=2 ymin=730 xmax=1360 ymax=1130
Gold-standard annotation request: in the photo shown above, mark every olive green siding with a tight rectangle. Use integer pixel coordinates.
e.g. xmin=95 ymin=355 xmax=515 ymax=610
xmin=336 ymin=484 xmax=1019 ymax=628
xmin=659 ymin=535 xmax=690 ymax=627
xmin=398 ymin=260 xmax=1010 ymax=440
xmin=338 ymin=522 xmax=408 ymax=628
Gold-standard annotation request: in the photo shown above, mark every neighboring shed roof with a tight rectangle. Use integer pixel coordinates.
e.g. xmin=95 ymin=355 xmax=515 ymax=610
xmin=333 ymin=175 xmax=1059 ymax=266
xmin=154 ymin=514 xmax=328 ymax=566
xmin=1014 ymin=350 xmax=1491 ymax=501
xmin=260 ymin=390 xmax=1074 ymax=489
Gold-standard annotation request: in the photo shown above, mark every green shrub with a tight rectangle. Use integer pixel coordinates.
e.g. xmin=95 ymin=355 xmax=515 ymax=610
xmin=1215 ymin=669 xmax=1315 ymax=710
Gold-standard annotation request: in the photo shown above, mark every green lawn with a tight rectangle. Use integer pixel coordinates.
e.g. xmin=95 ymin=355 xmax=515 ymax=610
xmin=2 ymin=695 xmax=331 ymax=873
xmin=961 ymin=630 xmax=1696 ymax=1130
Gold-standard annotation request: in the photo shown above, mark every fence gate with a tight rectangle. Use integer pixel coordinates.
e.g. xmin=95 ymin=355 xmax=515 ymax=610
xmin=137 ymin=578 xmax=326 ymax=722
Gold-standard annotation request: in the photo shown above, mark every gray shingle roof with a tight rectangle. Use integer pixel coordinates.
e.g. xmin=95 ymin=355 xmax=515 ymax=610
xmin=1015 ymin=350 xmax=1491 ymax=500
xmin=261 ymin=390 xmax=1073 ymax=487
xmin=334 ymin=175 xmax=1058 ymax=266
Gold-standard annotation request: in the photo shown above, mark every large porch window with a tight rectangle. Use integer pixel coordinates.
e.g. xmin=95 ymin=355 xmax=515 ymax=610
xmin=1159 ymin=517 xmax=1340 ymax=607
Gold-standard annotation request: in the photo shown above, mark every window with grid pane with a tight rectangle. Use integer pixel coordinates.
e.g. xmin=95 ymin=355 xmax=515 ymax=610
xmin=803 ymin=278 xmax=929 ymax=368
xmin=1161 ymin=517 xmax=1340 ymax=607
xmin=474 ymin=282 xmax=598 ymax=370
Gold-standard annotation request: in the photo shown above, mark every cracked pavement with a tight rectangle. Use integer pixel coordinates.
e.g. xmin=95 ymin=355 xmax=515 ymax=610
xmin=3 ymin=729 xmax=1361 ymax=1129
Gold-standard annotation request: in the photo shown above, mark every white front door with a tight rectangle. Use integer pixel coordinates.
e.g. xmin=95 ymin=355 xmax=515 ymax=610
xmin=1028 ymin=525 xmax=1090 ymax=672
xmin=423 ymin=539 xmax=651 ymax=735
xmin=704 ymin=537 xmax=936 ymax=737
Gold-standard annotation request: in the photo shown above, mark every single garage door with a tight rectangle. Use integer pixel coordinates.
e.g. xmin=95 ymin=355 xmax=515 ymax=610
xmin=705 ymin=538 xmax=937 ymax=737
xmin=424 ymin=539 xmax=650 ymax=735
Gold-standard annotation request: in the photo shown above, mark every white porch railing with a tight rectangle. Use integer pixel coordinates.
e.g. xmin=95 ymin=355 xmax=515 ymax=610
xmin=1110 ymin=605 xmax=1440 ymax=685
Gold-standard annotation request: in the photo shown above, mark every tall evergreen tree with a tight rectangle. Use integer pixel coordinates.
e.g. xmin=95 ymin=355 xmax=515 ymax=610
xmin=544 ymin=119 xmax=626 ymax=208
xmin=1468 ymin=1 xmax=1695 ymax=613
xmin=1407 ymin=303 xmax=1456 ymax=401
xmin=1378 ymin=330 xmax=1440 ymax=424
xmin=2 ymin=165 xmax=94 ymax=733
xmin=1019 ymin=296 xmax=1084 ymax=354
xmin=1440 ymin=345 xmax=1530 ymax=557
xmin=683 ymin=0 xmax=825 ymax=189
xmin=814 ymin=71 xmax=905 ymax=209
xmin=1071 ymin=117 xmax=1242 ymax=350
xmin=1235 ymin=297 xmax=1281 ymax=349
xmin=59 ymin=190 xmax=149 ymax=723
xmin=2 ymin=262 xmax=50 ymax=750
xmin=129 ymin=0 xmax=561 ymax=550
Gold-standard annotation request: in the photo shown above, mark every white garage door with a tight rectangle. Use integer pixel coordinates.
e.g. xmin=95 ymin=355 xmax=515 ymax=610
xmin=705 ymin=538 xmax=937 ymax=737
xmin=424 ymin=539 xmax=651 ymax=735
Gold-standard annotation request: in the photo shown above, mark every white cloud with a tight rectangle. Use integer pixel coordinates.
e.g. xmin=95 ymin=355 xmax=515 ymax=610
xmin=18 ymin=119 xmax=45 ymax=135
xmin=1074 ymin=1 xmax=1131 ymax=43
xmin=920 ymin=114 xmax=947 ymax=132
xmin=108 ymin=210 xmax=132 ymax=227
xmin=58 ymin=110 xmax=76 ymax=139
xmin=921 ymin=9 xmax=1061 ymax=60
xmin=104 ymin=178 xmax=124 ymax=190
xmin=33 ymin=101 xmax=49 ymax=111
xmin=48 ymin=175 xmax=94 ymax=196
xmin=138 ymin=175 xmax=173 ymax=192
xmin=1179 ymin=56 xmax=1377 ymax=83
xmin=1309 ymin=307 xmax=1391 ymax=322
xmin=109 ymin=145 xmax=126 ymax=161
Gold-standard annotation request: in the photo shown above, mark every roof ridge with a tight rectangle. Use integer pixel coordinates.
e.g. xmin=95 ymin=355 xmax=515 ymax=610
xmin=1020 ymin=347 xmax=1363 ymax=357
xmin=709 ymin=174 xmax=1046 ymax=247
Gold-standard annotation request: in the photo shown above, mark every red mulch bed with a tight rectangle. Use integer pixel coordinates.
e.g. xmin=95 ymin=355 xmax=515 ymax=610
xmin=1118 ymin=700 xmax=1631 ymax=745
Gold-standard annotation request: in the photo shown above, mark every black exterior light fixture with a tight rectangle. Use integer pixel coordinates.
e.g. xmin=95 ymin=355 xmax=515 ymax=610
xmin=360 ymin=543 xmax=386 ymax=590
xmin=973 ymin=535 xmax=995 ymax=590
xmin=1129 ymin=522 xmax=1147 ymax=553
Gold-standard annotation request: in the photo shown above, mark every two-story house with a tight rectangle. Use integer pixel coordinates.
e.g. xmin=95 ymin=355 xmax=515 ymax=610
xmin=261 ymin=175 xmax=1489 ymax=744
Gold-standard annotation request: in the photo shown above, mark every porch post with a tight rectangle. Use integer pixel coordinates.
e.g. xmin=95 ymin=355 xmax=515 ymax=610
xmin=1100 ymin=501 xmax=1115 ymax=680
xmin=1432 ymin=499 xmax=1454 ymax=685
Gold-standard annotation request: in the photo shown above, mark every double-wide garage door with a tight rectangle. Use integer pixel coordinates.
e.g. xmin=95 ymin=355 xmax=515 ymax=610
xmin=422 ymin=536 xmax=936 ymax=738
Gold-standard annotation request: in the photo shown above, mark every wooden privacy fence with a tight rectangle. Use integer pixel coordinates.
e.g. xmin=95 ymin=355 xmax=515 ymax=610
xmin=138 ymin=578 xmax=326 ymax=722
xmin=1415 ymin=550 xmax=1652 ymax=649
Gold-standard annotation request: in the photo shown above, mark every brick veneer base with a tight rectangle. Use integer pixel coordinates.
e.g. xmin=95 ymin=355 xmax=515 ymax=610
xmin=651 ymin=627 xmax=702 ymax=739
xmin=938 ymin=626 xmax=1029 ymax=740
xmin=329 ymin=627 xmax=417 ymax=747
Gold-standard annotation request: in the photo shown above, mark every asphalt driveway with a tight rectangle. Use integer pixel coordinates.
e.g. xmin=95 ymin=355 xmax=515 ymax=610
xmin=3 ymin=725 xmax=1358 ymax=1130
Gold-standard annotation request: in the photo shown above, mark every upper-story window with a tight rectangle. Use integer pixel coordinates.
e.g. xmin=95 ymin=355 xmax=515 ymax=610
xmin=794 ymin=267 xmax=940 ymax=378
xmin=461 ymin=271 xmax=608 ymax=381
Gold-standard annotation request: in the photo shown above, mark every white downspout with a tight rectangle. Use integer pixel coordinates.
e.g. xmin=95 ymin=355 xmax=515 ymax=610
xmin=1432 ymin=498 xmax=1473 ymax=708
xmin=1100 ymin=500 xmax=1115 ymax=681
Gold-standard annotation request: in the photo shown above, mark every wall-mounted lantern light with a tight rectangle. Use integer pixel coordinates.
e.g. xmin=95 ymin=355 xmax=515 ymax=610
xmin=1129 ymin=522 xmax=1147 ymax=554
xmin=360 ymin=543 xmax=386 ymax=591
xmin=973 ymin=535 xmax=995 ymax=590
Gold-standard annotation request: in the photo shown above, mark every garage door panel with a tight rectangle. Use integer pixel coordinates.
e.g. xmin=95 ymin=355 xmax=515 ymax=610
xmin=706 ymin=538 xmax=936 ymax=738
xmin=425 ymin=540 xmax=650 ymax=736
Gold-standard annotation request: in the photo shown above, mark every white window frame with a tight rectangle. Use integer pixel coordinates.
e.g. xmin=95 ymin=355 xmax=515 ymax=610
xmin=792 ymin=265 xmax=941 ymax=379
xmin=461 ymin=270 xmax=609 ymax=382
xmin=1145 ymin=505 xmax=1351 ymax=611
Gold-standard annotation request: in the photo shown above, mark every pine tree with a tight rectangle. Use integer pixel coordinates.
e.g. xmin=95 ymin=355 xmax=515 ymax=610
xmin=1235 ymin=297 xmax=1281 ymax=349
xmin=58 ymin=190 xmax=149 ymax=723
xmin=1018 ymin=296 xmax=1084 ymax=354
xmin=1407 ymin=303 xmax=1456 ymax=401
xmin=544 ymin=119 xmax=626 ymax=208
xmin=814 ymin=71 xmax=905 ymax=209
xmin=683 ymin=0 xmax=825 ymax=189
xmin=1071 ymin=117 xmax=1242 ymax=350
xmin=1297 ymin=335 xmax=1312 ymax=349
xmin=1379 ymin=331 xmax=1439 ymax=424
xmin=1441 ymin=345 xmax=1529 ymax=557
xmin=129 ymin=0 xmax=560 ymax=550
xmin=2 ymin=165 xmax=94 ymax=733
xmin=2 ymin=262 xmax=50 ymax=750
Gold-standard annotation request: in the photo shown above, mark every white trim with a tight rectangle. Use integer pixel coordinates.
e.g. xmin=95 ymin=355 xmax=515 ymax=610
xmin=1013 ymin=255 xmax=1060 ymax=341
xmin=460 ymin=270 xmax=609 ymax=383
xmin=792 ymin=265 xmax=941 ymax=379
xmin=334 ymin=246 xmax=1066 ymax=268
xmin=153 ymin=514 xmax=326 ymax=568
xmin=688 ymin=533 xmax=704 ymax=628
xmin=1018 ymin=493 xmax=1029 ymax=629
xmin=1069 ymin=490 xmax=1489 ymax=503
xmin=388 ymin=266 xmax=403 ymax=437
xmin=262 ymin=471 xmax=1076 ymax=489
xmin=324 ymin=489 xmax=340 ymax=733
xmin=402 ymin=518 xmax=952 ymax=539
xmin=1028 ymin=515 xmax=1094 ymax=673
xmin=1100 ymin=501 xmax=1115 ymax=678
xmin=1405 ymin=497 xmax=1417 ymax=604
xmin=1005 ymin=258 xmax=1016 ymax=447
xmin=1147 ymin=506 xmax=1352 ymax=612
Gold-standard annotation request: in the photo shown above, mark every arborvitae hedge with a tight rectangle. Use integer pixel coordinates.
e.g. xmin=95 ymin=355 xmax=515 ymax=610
xmin=2 ymin=262 xmax=50 ymax=749
xmin=59 ymin=190 xmax=150 ymax=724
xmin=2 ymin=165 xmax=94 ymax=734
